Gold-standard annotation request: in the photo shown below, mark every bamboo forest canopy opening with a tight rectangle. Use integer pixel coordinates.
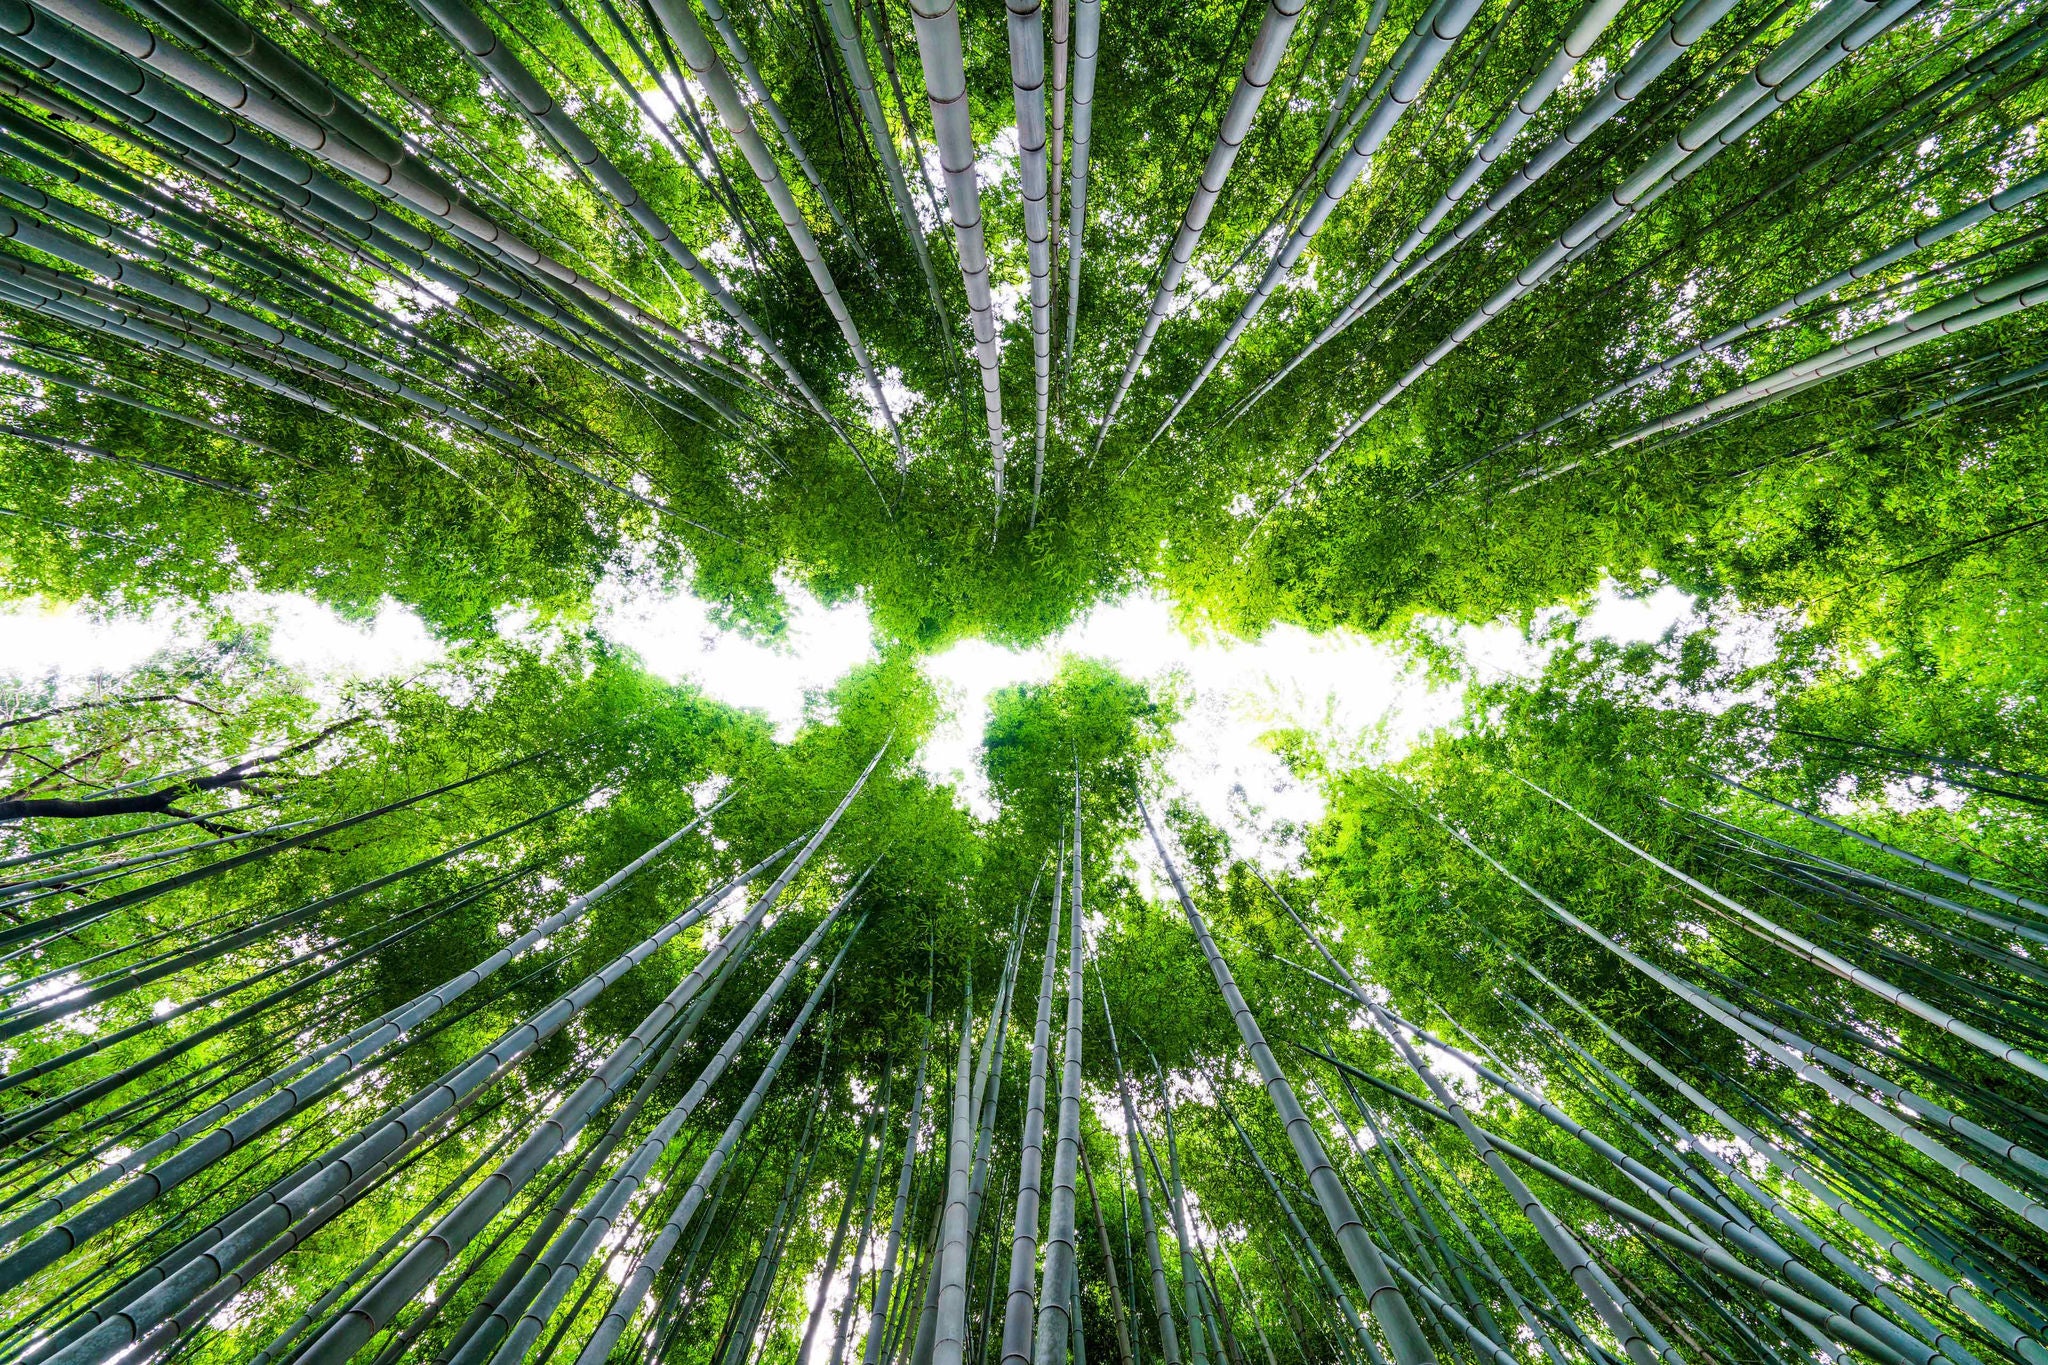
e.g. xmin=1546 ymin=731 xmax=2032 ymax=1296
xmin=3 ymin=0 xmax=2048 ymax=1359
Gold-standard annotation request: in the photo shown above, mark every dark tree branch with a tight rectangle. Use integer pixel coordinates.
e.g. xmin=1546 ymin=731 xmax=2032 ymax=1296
xmin=0 ymin=738 xmax=139 ymax=801
xmin=0 ymin=716 xmax=369 ymax=822
xmin=0 ymin=693 xmax=225 ymax=734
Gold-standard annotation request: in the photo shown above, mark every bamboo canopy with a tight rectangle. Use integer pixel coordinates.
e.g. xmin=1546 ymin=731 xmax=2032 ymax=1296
xmin=0 ymin=1 xmax=2045 ymax=1364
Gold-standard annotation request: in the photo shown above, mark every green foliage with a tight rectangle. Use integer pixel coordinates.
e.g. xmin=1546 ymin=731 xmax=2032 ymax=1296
xmin=2 ymin=0 xmax=2046 ymax=1357
xmin=6 ymin=593 xmax=2048 ymax=1365
xmin=982 ymin=655 xmax=1179 ymax=851
xmin=0 ymin=0 xmax=2035 ymax=669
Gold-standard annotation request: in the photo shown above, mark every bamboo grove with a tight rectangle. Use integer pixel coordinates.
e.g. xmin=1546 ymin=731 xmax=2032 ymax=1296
xmin=2 ymin=0 xmax=2048 ymax=1359
xmin=0 ymin=0 xmax=2038 ymax=644
xmin=1 ymin=615 xmax=2046 ymax=1365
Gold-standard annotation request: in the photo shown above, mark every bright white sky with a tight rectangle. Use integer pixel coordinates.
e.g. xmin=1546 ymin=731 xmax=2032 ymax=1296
xmin=0 ymin=574 xmax=1694 ymax=863
xmin=914 ymin=582 xmax=1691 ymax=868
xmin=0 ymin=592 xmax=444 ymax=687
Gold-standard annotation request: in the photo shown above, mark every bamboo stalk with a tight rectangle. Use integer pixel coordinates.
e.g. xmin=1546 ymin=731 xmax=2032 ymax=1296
xmin=0 ymin=798 xmax=736 ymax=1272
xmin=1001 ymin=864 xmax=1066 ymax=1365
xmin=457 ymin=896 xmax=800 ymax=1365
xmin=570 ymin=924 xmax=866 ymax=1365
xmin=1081 ymin=1146 xmax=1138 ymax=1365
xmin=646 ymin=0 xmax=904 ymax=485
xmin=1003 ymin=0 xmax=1054 ymax=526
xmin=18 ymin=0 xmax=829 ymax=438
xmin=1144 ymin=0 xmax=1488 ymax=448
xmin=869 ymin=997 xmax=940 ymax=1365
xmin=1426 ymin=807 xmax=2048 ymax=1360
xmin=1096 ymin=944 xmax=1184 ymax=1365
xmin=1090 ymin=0 xmax=1311 ymax=458
xmin=933 ymin=985 xmax=983 ymax=1365
xmin=808 ymin=1090 xmax=890 ymax=1365
xmin=1227 ymin=0 xmax=1631 ymax=423
xmin=38 ymin=743 xmax=884 ymax=1365
xmin=906 ymin=0 xmax=1008 ymax=501
xmin=1138 ymin=1063 xmax=1209 ymax=1365
xmin=1523 ymin=773 xmax=2048 ymax=1089
xmin=1033 ymin=773 xmax=1088 ymax=1365
xmin=1137 ymin=793 xmax=1435 ymax=1365
xmin=700 ymin=0 xmax=877 ymax=280
xmin=1295 ymin=0 xmax=1917 ymax=495
xmin=1062 ymin=0 xmax=1099 ymax=370
xmin=822 ymin=0 xmax=957 ymax=395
